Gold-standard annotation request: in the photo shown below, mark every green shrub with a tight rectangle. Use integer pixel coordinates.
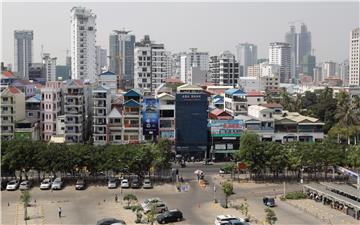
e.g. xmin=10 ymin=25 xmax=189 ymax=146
xmin=285 ymin=191 xmax=306 ymax=200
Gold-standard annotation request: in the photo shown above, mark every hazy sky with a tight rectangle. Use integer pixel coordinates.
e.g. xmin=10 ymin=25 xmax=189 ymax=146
xmin=1 ymin=1 xmax=359 ymax=65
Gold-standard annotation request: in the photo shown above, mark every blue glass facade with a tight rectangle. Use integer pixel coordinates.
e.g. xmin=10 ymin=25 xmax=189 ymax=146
xmin=175 ymin=93 xmax=208 ymax=156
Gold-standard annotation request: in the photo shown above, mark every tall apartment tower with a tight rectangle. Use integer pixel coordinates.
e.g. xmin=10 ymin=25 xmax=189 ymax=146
xmin=349 ymin=27 xmax=360 ymax=86
xmin=42 ymin=53 xmax=57 ymax=81
xmin=209 ymin=51 xmax=240 ymax=87
xmin=134 ymin=35 xmax=167 ymax=93
xmin=236 ymin=43 xmax=257 ymax=77
xmin=269 ymin=42 xmax=292 ymax=83
xmin=109 ymin=30 xmax=136 ymax=89
xmin=14 ymin=30 xmax=33 ymax=79
xmin=70 ymin=7 xmax=96 ymax=82
xmin=180 ymin=48 xmax=209 ymax=83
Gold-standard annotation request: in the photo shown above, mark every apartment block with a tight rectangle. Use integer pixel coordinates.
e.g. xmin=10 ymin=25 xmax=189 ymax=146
xmin=93 ymin=85 xmax=111 ymax=145
xmin=0 ymin=86 xmax=25 ymax=140
xmin=123 ymin=89 xmax=143 ymax=143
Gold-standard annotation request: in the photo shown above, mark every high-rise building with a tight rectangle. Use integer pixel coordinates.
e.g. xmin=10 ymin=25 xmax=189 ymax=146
xmin=285 ymin=25 xmax=297 ymax=81
xmin=339 ymin=60 xmax=349 ymax=85
xmin=297 ymin=23 xmax=312 ymax=66
xmin=134 ymin=35 xmax=167 ymax=93
xmin=349 ymin=28 xmax=360 ymax=86
xmin=322 ymin=61 xmax=337 ymax=80
xmin=92 ymin=85 xmax=111 ymax=145
xmin=209 ymin=51 xmax=240 ymax=87
xmin=236 ymin=43 xmax=257 ymax=77
xmin=42 ymin=53 xmax=57 ymax=81
xmin=180 ymin=48 xmax=209 ymax=83
xmin=70 ymin=7 xmax=96 ymax=82
xmin=301 ymin=55 xmax=316 ymax=77
xmin=14 ymin=30 xmax=33 ymax=79
xmin=95 ymin=46 xmax=107 ymax=75
xmin=268 ymin=42 xmax=291 ymax=83
xmin=109 ymin=30 xmax=135 ymax=88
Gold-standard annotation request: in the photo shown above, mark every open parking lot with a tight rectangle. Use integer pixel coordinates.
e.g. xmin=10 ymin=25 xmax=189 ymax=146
xmin=2 ymin=164 xmax=358 ymax=225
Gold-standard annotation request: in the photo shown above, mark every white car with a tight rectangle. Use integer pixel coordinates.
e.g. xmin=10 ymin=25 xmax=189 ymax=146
xmin=19 ymin=180 xmax=32 ymax=190
xmin=51 ymin=178 xmax=63 ymax=190
xmin=143 ymin=202 xmax=167 ymax=214
xmin=40 ymin=178 xmax=52 ymax=190
xmin=120 ymin=179 xmax=129 ymax=188
xmin=6 ymin=180 xmax=19 ymax=191
xmin=215 ymin=215 xmax=241 ymax=225
xmin=141 ymin=198 xmax=163 ymax=209
xmin=108 ymin=178 xmax=117 ymax=189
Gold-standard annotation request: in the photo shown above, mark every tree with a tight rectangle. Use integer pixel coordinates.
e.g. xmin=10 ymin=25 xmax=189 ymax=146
xmin=335 ymin=91 xmax=359 ymax=127
xmin=131 ymin=205 xmax=144 ymax=223
xmin=123 ymin=194 xmax=138 ymax=209
xmin=222 ymin=181 xmax=234 ymax=208
xmin=346 ymin=145 xmax=360 ymax=170
xmin=20 ymin=190 xmax=31 ymax=220
xmin=265 ymin=207 xmax=277 ymax=225
xmin=151 ymin=139 xmax=172 ymax=171
xmin=145 ymin=203 xmax=157 ymax=225
xmin=264 ymin=142 xmax=288 ymax=178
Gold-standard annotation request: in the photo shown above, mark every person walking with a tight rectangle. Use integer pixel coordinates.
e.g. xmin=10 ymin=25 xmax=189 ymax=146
xmin=58 ymin=207 xmax=62 ymax=218
xmin=115 ymin=194 xmax=118 ymax=203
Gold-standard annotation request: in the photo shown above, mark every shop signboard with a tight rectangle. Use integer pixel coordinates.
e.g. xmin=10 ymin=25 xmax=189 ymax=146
xmin=208 ymin=120 xmax=245 ymax=137
xmin=142 ymin=98 xmax=159 ymax=135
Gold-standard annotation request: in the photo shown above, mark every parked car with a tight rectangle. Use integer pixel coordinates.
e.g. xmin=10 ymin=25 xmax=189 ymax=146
xmin=141 ymin=197 xmax=163 ymax=209
xmin=19 ymin=180 xmax=32 ymax=190
xmin=52 ymin=178 xmax=63 ymax=190
xmin=40 ymin=178 xmax=52 ymax=190
xmin=215 ymin=215 xmax=240 ymax=225
xmin=143 ymin=202 xmax=167 ymax=214
xmin=225 ymin=219 xmax=250 ymax=225
xmin=75 ymin=178 xmax=86 ymax=190
xmin=263 ymin=196 xmax=276 ymax=207
xmin=96 ymin=217 xmax=126 ymax=225
xmin=156 ymin=209 xmax=183 ymax=224
xmin=1 ymin=180 xmax=8 ymax=191
xmin=131 ymin=178 xmax=141 ymax=189
xmin=143 ymin=178 xmax=153 ymax=189
xmin=108 ymin=178 xmax=118 ymax=189
xmin=6 ymin=180 xmax=19 ymax=191
xmin=120 ymin=179 xmax=129 ymax=188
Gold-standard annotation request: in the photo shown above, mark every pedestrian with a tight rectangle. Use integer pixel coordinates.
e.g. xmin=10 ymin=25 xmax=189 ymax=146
xmin=115 ymin=194 xmax=118 ymax=203
xmin=58 ymin=207 xmax=62 ymax=218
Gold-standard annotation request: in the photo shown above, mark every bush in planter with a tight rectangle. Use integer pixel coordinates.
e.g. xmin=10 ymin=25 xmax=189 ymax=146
xmin=285 ymin=191 xmax=306 ymax=200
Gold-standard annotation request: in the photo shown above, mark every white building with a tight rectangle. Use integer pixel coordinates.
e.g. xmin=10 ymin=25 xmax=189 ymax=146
xmin=56 ymin=115 xmax=65 ymax=136
xmin=134 ymin=35 xmax=167 ymax=93
xmin=210 ymin=51 xmax=240 ymax=87
xmin=95 ymin=46 xmax=107 ymax=75
xmin=157 ymin=92 xmax=176 ymax=141
xmin=269 ymin=42 xmax=292 ymax=83
xmin=236 ymin=43 xmax=257 ymax=76
xmin=70 ymin=7 xmax=97 ymax=82
xmin=260 ymin=62 xmax=280 ymax=78
xmin=14 ymin=30 xmax=33 ymax=80
xmin=349 ymin=28 xmax=360 ymax=86
xmin=180 ymin=48 xmax=209 ymax=83
xmin=238 ymin=77 xmax=261 ymax=92
xmin=97 ymin=71 xmax=117 ymax=95
xmin=187 ymin=67 xmax=207 ymax=85
xmin=42 ymin=53 xmax=57 ymax=81
xmin=322 ymin=61 xmax=337 ymax=80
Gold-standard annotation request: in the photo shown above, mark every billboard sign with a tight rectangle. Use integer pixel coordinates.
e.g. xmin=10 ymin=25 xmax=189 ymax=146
xmin=208 ymin=120 xmax=245 ymax=137
xmin=143 ymin=98 xmax=159 ymax=135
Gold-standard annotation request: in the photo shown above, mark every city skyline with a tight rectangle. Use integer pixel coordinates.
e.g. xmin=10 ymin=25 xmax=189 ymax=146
xmin=2 ymin=2 xmax=358 ymax=65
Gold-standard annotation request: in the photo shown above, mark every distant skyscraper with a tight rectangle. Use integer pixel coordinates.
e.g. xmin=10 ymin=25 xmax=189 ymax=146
xmin=301 ymin=55 xmax=316 ymax=77
xmin=349 ymin=27 xmax=360 ymax=86
xmin=285 ymin=23 xmax=312 ymax=82
xmin=285 ymin=26 xmax=297 ymax=81
xmin=209 ymin=51 xmax=240 ymax=87
xmin=297 ymin=23 xmax=312 ymax=66
xmin=134 ymin=35 xmax=167 ymax=93
xmin=322 ymin=61 xmax=337 ymax=79
xmin=339 ymin=60 xmax=349 ymax=85
xmin=70 ymin=7 xmax=96 ymax=82
xmin=268 ymin=42 xmax=291 ymax=83
xmin=95 ymin=46 xmax=107 ymax=75
xmin=109 ymin=30 xmax=135 ymax=88
xmin=14 ymin=30 xmax=33 ymax=79
xmin=180 ymin=48 xmax=209 ymax=83
xmin=236 ymin=43 xmax=257 ymax=77
xmin=42 ymin=53 xmax=57 ymax=81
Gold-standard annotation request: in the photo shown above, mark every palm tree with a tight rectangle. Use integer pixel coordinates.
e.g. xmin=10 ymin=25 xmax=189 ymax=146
xmin=335 ymin=92 xmax=359 ymax=126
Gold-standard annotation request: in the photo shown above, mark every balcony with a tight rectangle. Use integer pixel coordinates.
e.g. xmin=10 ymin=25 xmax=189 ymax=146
xmin=1 ymin=99 xmax=14 ymax=105
xmin=1 ymin=110 xmax=13 ymax=115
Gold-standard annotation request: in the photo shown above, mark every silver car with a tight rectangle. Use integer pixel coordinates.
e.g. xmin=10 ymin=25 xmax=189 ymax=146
xmin=143 ymin=179 xmax=153 ymax=189
xmin=19 ymin=180 xmax=32 ymax=190
xmin=6 ymin=180 xmax=19 ymax=191
xmin=51 ymin=178 xmax=63 ymax=190
xmin=40 ymin=178 xmax=52 ymax=190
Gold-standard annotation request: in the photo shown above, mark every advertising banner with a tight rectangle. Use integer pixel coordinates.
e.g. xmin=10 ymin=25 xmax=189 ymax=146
xmin=208 ymin=120 xmax=245 ymax=137
xmin=143 ymin=98 xmax=159 ymax=135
